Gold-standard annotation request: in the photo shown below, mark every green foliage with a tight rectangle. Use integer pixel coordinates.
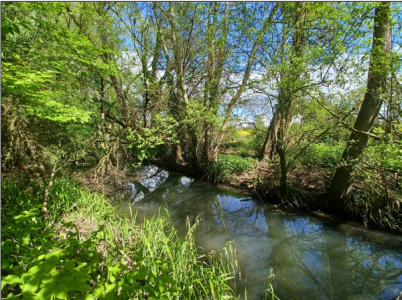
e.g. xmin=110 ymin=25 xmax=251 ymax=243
xmin=223 ymin=124 xmax=266 ymax=157
xmin=205 ymin=154 xmax=257 ymax=183
xmin=1 ymin=61 xmax=91 ymax=123
xmin=300 ymin=142 xmax=344 ymax=169
xmin=127 ymin=114 xmax=179 ymax=163
xmin=1 ymin=177 xmax=239 ymax=299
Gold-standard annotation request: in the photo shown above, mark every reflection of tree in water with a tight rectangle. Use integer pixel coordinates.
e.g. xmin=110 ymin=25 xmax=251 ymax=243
xmin=264 ymin=212 xmax=331 ymax=300
xmin=344 ymin=238 xmax=402 ymax=299
xmin=139 ymin=166 xmax=169 ymax=192
xmin=115 ymin=167 xmax=402 ymax=300
xmin=263 ymin=213 xmax=402 ymax=300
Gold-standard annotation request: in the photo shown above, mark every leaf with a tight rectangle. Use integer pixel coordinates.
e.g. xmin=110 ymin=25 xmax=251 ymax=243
xmin=7 ymin=293 xmax=20 ymax=300
xmin=64 ymin=260 xmax=75 ymax=272
xmin=20 ymin=272 xmax=41 ymax=294
xmin=45 ymin=249 xmax=64 ymax=262
xmin=74 ymin=282 xmax=92 ymax=292
xmin=160 ymin=276 xmax=175 ymax=285
xmin=104 ymin=283 xmax=117 ymax=300
xmin=12 ymin=23 xmax=20 ymax=35
xmin=142 ymin=285 xmax=155 ymax=296
xmin=93 ymin=285 xmax=105 ymax=299
xmin=167 ymin=286 xmax=181 ymax=293
xmin=2 ymin=274 xmax=21 ymax=285
xmin=161 ymin=262 xmax=168 ymax=274
xmin=55 ymin=285 xmax=68 ymax=300
xmin=148 ymin=272 xmax=157 ymax=285
xmin=22 ymin=292 xmax=38 ymax=300
xmin=158 ymin=281 xmax=167 ymax=294
xmin=21 ymin=233 xmax=30 ymax=247
xmin=36 ymin=282 xmax=55 ymax=299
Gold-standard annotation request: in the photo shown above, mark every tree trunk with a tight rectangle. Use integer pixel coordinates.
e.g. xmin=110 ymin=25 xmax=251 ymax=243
xmin=260 ymin=2 xmax=305 ymax=162
xmin=260 ymin=107 xmax=295 ymax=161
xmin=327 ymin=2 xmax=391 ymax=211
xmin=276 ymin=126 xmax=288 ymax=197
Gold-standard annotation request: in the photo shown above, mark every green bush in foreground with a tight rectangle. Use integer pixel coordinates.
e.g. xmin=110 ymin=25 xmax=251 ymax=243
xmin=1 ymin=177 xmax=239 ymax=299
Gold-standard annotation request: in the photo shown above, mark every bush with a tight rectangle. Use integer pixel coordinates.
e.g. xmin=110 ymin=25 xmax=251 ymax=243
xmin=300 ymin=143 xmax=344 ymax=169
xmin=204 ymin=154 xmax=257 ymax=183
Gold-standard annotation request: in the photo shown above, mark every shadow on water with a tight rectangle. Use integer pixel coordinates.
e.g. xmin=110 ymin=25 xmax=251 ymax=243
xmin=113 ymin=165 xmax=402 ymax=300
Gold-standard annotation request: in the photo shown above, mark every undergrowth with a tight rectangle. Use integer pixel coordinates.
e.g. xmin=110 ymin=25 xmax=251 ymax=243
xmin=1 ymin=176 xmax=240 ymax=299
xmin=205 ymin=154 xmax=257 ymax=183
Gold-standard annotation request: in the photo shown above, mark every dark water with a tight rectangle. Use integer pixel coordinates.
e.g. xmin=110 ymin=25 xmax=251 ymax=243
xmin=114 ymin=165 xmax=402 ymax=300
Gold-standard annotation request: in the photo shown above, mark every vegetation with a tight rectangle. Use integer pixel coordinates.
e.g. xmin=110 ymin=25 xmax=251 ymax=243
xmin=1 ymin=177 xmax=239 ymax=299
xmin=205 ymin=154 xmax=257 ymax=183
xmin=1 ymin=3 xmax=402 ymax=299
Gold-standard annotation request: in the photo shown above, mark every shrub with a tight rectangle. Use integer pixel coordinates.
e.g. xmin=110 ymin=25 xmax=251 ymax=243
xmin=300 ymin=142 xmax=344 ymax=169
xmin=217 ymin=154 xmax=257 ymax=181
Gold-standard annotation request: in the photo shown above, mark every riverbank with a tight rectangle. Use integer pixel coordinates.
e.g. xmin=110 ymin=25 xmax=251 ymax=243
xmin=149 ymin=156 xmax=401 ymax=232
xmin=1 ymin=176 xmax=240 ymax=300
xmin=99 ymin=164 xmax=402 ymax=300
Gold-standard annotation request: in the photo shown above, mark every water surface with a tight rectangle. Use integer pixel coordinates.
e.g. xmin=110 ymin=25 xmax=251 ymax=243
xmin=114 ymin=165 xmax=402 ymax=300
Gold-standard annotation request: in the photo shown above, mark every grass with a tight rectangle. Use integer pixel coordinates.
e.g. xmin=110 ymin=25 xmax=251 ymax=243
xmin=1 ymin=176 xmax=240 ymax=300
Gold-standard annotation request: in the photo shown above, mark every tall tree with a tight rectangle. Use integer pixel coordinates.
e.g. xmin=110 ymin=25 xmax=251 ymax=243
xmin=210 ymin=3 xmax=279 ymax=162
xmin=259 ymin=2 xmax=307 ymax=162
xmin=327 ymin=2 xmax=392 ymax=211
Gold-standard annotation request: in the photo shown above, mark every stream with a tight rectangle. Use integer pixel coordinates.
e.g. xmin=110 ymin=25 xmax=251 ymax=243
xmin=113 ymin=165 xmax=402 ymax=300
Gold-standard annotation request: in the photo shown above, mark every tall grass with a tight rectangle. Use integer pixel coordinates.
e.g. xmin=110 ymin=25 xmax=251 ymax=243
xmin=1 ymin=176 xmax=239 ymax=299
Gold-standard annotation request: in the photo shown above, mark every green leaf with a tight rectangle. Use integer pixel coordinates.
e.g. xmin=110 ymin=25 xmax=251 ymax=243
xmin=2 ymin=274 xmax=21 ymax=285
xmin=94 ymin=285 xmax=105 ymax=299
xmin=64 ymin=260 xmax=75 ymax=272
xmin=55 ymin=285 xmax=68 ymax=300
xmin=148 ymin=272 xmax=157 ymax=285
xmin=160 ymin=276 xmax=175 ymax=285
xmin=7 ymin=293 xmax=20 ymax=300
xmin=167 ymin=286 xmax=181 ymax=293
xmin=158 ymin=281 xmax=167 ymax=294
xmin=74 ymin=282 xmax=92 ymax=292
xmin=21 ymin=274 xmax=40 ymax=293
xmin=28 ymin=265 xmax=41 ymax=275
xmin=20 ymin=291 xmax=36 ymax=299
xmin=161 ymin=262 xmax=168 ymax=274
xmin=12 ymin=23 xmax=20 ymax=35
xmin=45 ymin=249 xmax=64 ymax=262
xmin=104 ymin=283 xmax=117 ymax=300
xmin=36 ymin=282 xmax=55 ymax=299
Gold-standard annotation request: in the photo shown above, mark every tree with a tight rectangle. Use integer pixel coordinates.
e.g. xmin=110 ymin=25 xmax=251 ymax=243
xmin=327 ymin=2 xmax=392 ymax=211
xmin=259 ymin=2 xmax=307 ymax=163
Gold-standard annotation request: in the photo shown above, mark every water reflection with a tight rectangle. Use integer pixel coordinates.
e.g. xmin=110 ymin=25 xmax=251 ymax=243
xmin=114 ymin=166 xmax=402 ymax=300
xmin=139 ymin=166 xmax=169 ymax=192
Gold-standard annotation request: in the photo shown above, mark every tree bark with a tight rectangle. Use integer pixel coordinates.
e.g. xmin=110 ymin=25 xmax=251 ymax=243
xmin=327 ymin=2 xmax=391 ymax=211
xmin=200 ymin=2 xmax=230 ymax=168
xmin=260 ymin=2 xmax=306 ymax=161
